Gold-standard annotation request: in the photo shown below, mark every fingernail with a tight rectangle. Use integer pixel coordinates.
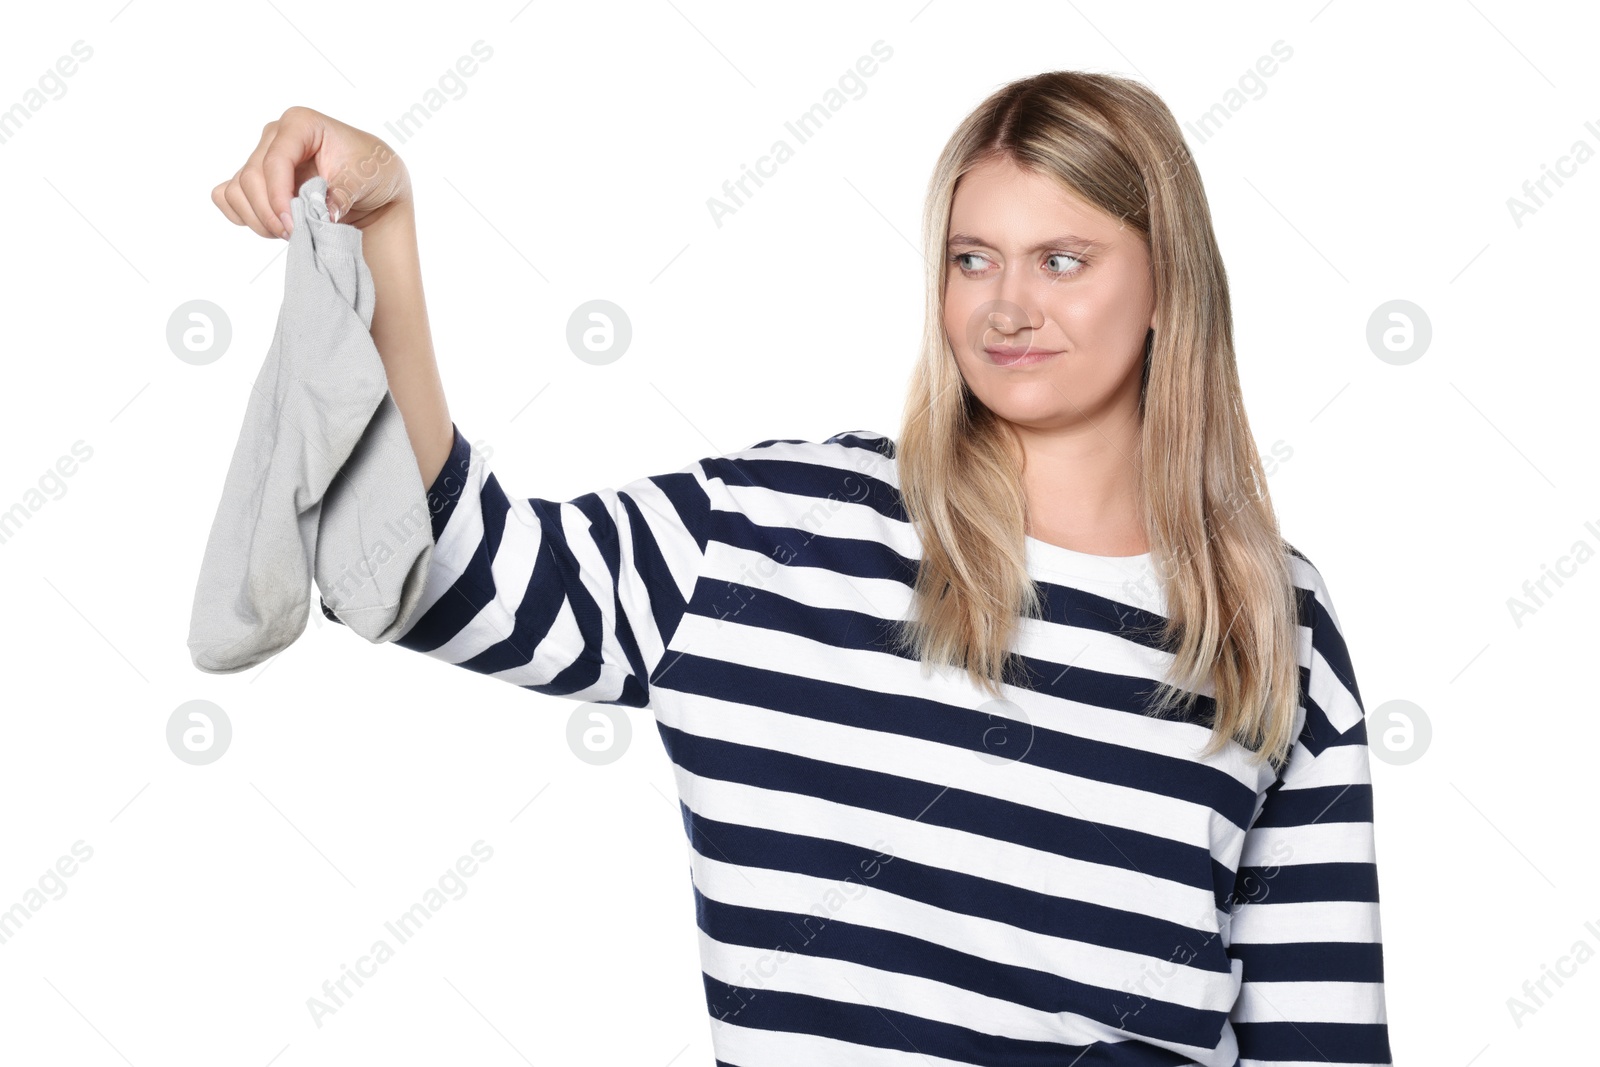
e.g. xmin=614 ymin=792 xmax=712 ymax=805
xmin=279 ymin=211 xmax=293 ymax=239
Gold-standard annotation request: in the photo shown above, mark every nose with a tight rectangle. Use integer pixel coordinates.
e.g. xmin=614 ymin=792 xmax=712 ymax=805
xmin=991 ymin=268 xmax=1044 ymax=337
xmin=974 ymin=284 xmax=1043 ymax=354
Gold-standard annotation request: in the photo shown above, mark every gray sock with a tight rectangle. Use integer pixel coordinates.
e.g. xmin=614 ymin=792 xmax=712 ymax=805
xmin=188 ymin=175 xmax=433 ymax=674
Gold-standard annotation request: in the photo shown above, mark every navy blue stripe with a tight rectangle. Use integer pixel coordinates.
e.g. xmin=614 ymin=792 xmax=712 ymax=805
xmin=394 ymin=464 xmax=511 ymax=650
xmin=425 ymin=422 xmax=473 ymax=541
xmin=695 ymin=555 xmax=1178 ymax=661
xmin=1299 ymin=581 xmax=1361 ymax=708
xmin=667 ymin=716 xmax=1221 ymax=894
xmin=682 ymin=804 xmax=1231 ymax=976
xmin=565 ymin=488 xmax=651 ymax=699
xmin=1297 ymin=687 xmax=1351 ymax=760
xmin=1251 ymin=780 xmax=1374 ymax=829
xmin=697 ymin=490 xmax=919 ymax=587
xmin=689 ymin=881 xmax=1230 ymax=1048
xmin=1234 ymin=1020 xmax=1392 ymax=1063
xmin=827 ymin=429 xmax=898 ymax=459
xmin=660 ymin=648 xmax=1259 ymax=832
xmin=1211 ymin=855 xmax=1241 ymax=915
xmin=1232 ymin=860 xmax=1380 ymax=905
xmin=703 ymin=451 xmax=907 ymax=528
xmin=701 ymin=973 xmax=1199 ymax=1066
xmin=1228 ymin=939 xmax=1385 ymax=985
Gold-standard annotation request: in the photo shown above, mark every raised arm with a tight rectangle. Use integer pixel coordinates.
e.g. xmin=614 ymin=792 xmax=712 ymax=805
xmin=355 ymin=196 xmax=453 ymax=489
xmin=215 ymin=110 xmax=777 ymax=704
xmin=211 ymin=105 xmax=453 ymax=488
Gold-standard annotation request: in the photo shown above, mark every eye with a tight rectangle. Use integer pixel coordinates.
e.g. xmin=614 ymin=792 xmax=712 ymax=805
xmin=948 ymin=250 xmax=1089 ymax=278
xmin=1045 ymin=252 xmax=1086 ymax=275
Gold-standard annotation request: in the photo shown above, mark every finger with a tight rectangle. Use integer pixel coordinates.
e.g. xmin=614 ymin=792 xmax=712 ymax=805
xmin=237 ymin=164 xmax=281 ymax=239
xmin=239 ymin=119 xmax=290 ymax=239
xmin=222 ymin=124 xmax=278 ymax=238
xmin=261 ymin=108 xmax=322 ymax=231
xmin=211 ymin=176 xmax=245 ymax=226
xmin=223 ymin=176 xmax=274 ymax=239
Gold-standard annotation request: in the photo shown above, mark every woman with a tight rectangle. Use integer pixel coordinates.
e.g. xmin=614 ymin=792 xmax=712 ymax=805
xmin=214 ymin=71 xmax=1391 ymax=1066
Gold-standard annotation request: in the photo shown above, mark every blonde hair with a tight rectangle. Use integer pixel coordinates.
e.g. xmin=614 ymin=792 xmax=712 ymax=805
xmin=891 ymin=70 xmax=1301 ymax=768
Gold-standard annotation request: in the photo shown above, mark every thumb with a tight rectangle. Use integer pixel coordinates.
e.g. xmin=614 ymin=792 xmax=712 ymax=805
xmin=325 ymin=182 xmax=350 ymax=224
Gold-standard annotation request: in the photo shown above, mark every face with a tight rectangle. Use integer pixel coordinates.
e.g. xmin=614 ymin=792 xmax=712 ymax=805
xmin=942 ymin=155 xmax=1156 ymax=436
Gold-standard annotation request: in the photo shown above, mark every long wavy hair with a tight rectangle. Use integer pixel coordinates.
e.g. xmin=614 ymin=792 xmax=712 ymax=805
xmin=891 ymin=70 xmax=1301 ymax=768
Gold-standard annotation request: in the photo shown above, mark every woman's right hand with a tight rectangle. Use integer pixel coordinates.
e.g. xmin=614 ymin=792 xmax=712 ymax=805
xmin=210 ymin=106 xmax=411 ymax=239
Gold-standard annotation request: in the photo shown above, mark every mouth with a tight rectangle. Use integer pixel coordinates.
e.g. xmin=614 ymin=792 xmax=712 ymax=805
xmin=983 ymin=345 xmax=1062 ymax=367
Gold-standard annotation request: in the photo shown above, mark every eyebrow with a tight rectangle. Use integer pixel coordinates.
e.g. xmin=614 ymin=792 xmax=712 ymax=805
xmin=946 ymin=232 xmax=1102 ymax=252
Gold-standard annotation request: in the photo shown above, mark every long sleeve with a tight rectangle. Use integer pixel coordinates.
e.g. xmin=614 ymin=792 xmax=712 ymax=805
xmin=322 ymin=422 xmax=718 ymax=708
xmin=1223 ymin=556 xmax=1392 ymax=1065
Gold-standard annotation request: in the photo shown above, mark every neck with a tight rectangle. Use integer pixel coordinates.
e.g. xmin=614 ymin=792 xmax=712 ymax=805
xmin=1012 ymin=408 xmax=1147 ymax=556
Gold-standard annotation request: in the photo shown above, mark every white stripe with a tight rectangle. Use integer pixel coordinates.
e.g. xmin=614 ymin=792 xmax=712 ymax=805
xmin=687 ymin=826 xmax=1231 ymax=1010
xmin=708 ymin=1017 xmax=991 ymax=1067
xmin=670 ymin=604 xmax=1275 ymax=794
xmin=696 ymin=928 xmax=1154 ymax=1048
xmin=1226 ymin=899 xmax=1383 ymax=943
xmin=657 ymin=682 xmax=1251 ymax=870
xmin=1239 ymin=821 xmax=1378 ymax=866
xmin=677 ymin=761 xmax=1217 ymax=928
xmin=1231 ymin=979 xmax=1388 ymax=1023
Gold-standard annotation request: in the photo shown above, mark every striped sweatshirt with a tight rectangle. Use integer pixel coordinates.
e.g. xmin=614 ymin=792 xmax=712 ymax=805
xmin=322 ymin=425 xmax=1392 ymax=1067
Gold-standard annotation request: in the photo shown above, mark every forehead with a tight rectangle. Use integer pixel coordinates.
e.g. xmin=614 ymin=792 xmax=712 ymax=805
xmin=948 ymin=157 xmax=1125 ymax=244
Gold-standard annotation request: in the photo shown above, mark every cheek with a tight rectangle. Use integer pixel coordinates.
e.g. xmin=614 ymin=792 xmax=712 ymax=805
xmin=1046 ymin=289 xmax=1118 ymax=344
xmin=943 ymin=290 xmax=992 ymax=354
xmin=1043 ymin=291 xmax=1089 ymax=333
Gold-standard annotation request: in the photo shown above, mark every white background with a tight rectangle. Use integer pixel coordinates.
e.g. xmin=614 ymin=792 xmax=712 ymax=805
xmin=2 ymin=0 xmax=1596 ymax=1063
